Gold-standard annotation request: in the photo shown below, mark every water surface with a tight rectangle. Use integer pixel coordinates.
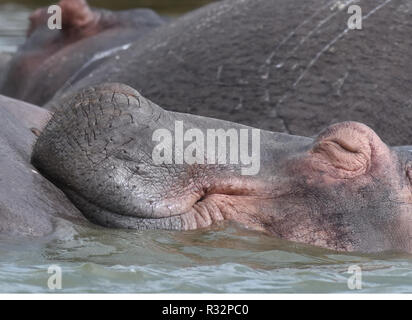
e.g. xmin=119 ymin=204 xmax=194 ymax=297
xmin=0 ymin=222 xmax=411 ymax=293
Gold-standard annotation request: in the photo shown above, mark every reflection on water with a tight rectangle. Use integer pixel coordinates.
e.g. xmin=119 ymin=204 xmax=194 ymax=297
xmin=0 ymin=222 xmax=411 ymax=293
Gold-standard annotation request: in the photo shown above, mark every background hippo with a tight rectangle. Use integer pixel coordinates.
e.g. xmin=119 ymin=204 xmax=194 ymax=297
xmin=0 ymin=95 xmax=88 ymax=236
xmin=2 ymin=0 xmax=408 ymax=146
xmin=31 ymin=83 xmax=412 ymax=253
xmin=0 ymin=0 xmax=166 ymax=105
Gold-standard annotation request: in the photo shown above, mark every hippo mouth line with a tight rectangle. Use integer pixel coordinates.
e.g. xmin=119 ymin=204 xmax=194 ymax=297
xmin=60 ymin=181 xmax=273 ymax=231
xmin=63 ymin=186 xmax=189 ymax=230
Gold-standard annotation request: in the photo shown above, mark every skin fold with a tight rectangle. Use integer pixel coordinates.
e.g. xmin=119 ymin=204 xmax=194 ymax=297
xmin=31 ymin=84 xmax=412 ymax=253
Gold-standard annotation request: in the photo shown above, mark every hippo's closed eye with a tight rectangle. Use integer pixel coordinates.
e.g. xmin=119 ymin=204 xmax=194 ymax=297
xmin=308 ymin=122 xmax=388 ymax=179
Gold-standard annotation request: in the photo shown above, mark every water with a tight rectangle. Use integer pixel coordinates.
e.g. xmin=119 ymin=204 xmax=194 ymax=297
xmin=0 ymin=221 xmax=411 ymax=293
xmin=0 ymin=1 xmax=412 ymax=294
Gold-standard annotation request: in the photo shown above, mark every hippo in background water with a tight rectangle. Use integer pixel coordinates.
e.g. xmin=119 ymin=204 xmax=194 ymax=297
xmin=0 ymin=0 xmax=166 ymax=105
xmin=0 ymin=95 xmax=87 ymax=236
xmin=2 ymin=0 xmax=408 ymax=145
xmin=31 ymin=83 xmax=412 ymax=253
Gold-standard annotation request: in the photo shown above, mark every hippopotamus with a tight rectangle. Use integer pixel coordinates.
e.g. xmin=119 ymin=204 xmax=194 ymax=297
xmin=30 ymin=83 xmax=412 ymax=253
xmin=2 ymin=0 xmax=411 ymax=146
xmin=0 ymin=95 xmax=87 ymax=236
xmin=0 ymin=0 xmax=166 ymax=105
xmin=1 ymin=0 xmax=411 ymax=254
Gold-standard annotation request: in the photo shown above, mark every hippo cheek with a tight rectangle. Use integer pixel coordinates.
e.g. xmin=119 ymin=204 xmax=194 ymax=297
xmin=275 ymin=122 xmax=412 ymax=253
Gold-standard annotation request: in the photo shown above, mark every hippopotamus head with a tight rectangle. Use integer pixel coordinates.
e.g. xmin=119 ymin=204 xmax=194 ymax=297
xmin=31 ymin=84 xmax=412 ymax=253
xmin=0 ymin=0 xmax=165 ymax=105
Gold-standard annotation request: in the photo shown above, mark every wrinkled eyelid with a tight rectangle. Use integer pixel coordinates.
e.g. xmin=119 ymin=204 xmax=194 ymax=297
xmin=331 ymin=139 xmax=356 ymax=152
xmin=322 ymin=138 xmax=360 ymax=154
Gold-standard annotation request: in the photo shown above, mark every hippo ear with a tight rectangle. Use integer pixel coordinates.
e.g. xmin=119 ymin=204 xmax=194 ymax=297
xmin=310 ymin=122 xmax=379 ymax=179
xmin=59 ymin=0 xmax=97 ymax=30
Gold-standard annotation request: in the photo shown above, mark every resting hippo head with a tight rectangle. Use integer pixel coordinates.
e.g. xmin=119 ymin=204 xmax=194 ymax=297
xmin=0 ymin=0 xmax=165 ymax=105
xmin=32 ymin=84 xmax=412 ymax=253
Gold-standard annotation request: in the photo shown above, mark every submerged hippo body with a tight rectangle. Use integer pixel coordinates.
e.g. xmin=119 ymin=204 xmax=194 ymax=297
xmin=31 ymin=84 xmax=412 ymax=253
xmin=0 ymin=95 xmax=87 ymax=236
xmin=0 ymin=0 xmax=166 ymax=105
xmin=32 ymin=0 xmax=412 ymax=147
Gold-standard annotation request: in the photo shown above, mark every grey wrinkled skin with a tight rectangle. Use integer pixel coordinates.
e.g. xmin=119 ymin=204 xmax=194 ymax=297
xmin=0 ymin=95 xmax=88 ymax=237
xmin=48 ymin=0 xmax=412 ymax=146
xmin=32 ymin=84 xmax=412 ymax=253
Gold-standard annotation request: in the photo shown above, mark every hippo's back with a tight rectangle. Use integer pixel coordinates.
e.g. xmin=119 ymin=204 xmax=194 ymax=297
xmin=57 ymin=0 xmax=412 ymax=146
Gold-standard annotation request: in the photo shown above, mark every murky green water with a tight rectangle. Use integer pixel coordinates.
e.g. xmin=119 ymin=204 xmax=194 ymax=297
xmin=1 ymin=1 xmax=412 ymax=294
xmin=1 ymin=222 xmax=412 ymax=293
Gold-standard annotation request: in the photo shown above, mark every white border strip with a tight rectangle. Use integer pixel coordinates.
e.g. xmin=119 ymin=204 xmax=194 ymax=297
xmin=0 ymin=294 xmax=411 ymax=300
